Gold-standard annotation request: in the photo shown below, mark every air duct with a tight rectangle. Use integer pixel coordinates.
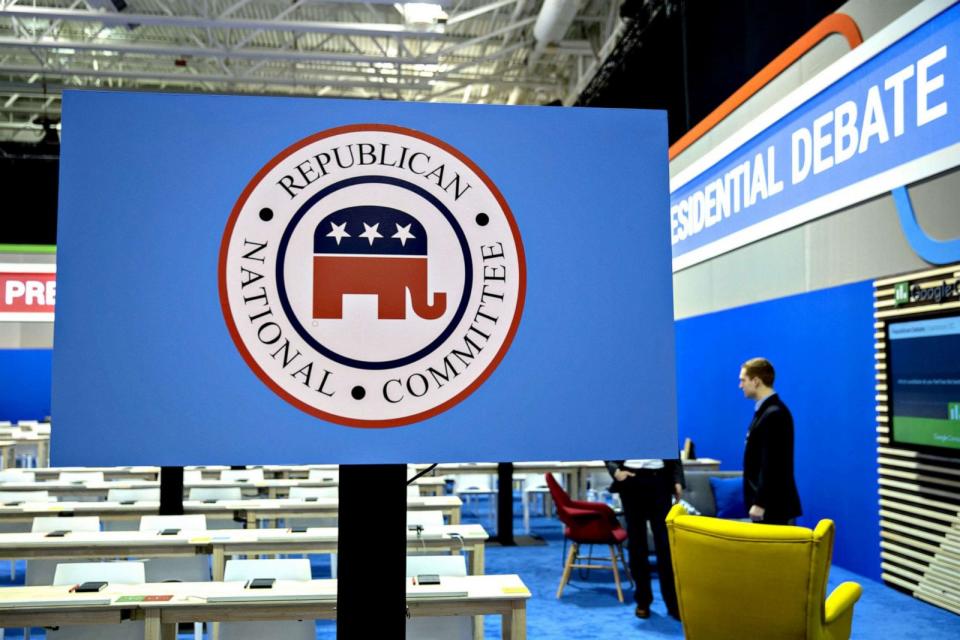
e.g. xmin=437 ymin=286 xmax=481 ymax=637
xmin=86 ymin=0 xmax=128 ymax=13
xmin=533 ymin=0 xmax=580 ymax=46
xmin=530 ymin=0 xmax=581 ymax=65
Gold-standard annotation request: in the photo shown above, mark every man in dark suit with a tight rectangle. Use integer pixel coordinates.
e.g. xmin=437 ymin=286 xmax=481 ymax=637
xmin=739 ymin=357 xmax=802 ymax=525
xmin=606 ymin=458 xmax=684 ymax=619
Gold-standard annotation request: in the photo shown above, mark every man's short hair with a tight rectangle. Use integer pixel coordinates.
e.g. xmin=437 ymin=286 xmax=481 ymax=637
xmin=741 ymin=357 xmax=775 ymax=387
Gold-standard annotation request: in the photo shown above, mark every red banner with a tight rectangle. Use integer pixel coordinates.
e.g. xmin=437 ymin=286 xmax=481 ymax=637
xmin=0 ymin=266 xmax=56 ymax=320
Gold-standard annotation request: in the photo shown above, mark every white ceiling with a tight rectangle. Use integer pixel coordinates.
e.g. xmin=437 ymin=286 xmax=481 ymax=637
xmin=0 ymin=0 xmax=625 ymax=142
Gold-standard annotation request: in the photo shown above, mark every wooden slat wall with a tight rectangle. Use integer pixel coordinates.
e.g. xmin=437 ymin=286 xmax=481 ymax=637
xmin=874 ymin=264 xmax=960 ymax=616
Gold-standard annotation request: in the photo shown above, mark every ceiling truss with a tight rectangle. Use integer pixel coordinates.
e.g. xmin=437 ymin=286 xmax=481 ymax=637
xmin=0 ymin=0 xmax=625 ymax=142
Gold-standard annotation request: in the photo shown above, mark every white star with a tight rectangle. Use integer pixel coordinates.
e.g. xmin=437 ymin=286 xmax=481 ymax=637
xmin=391 ymin=223 xmax=416 ymax=246
xmin=359 ymin=222 xmax=383 ymax=245
xmin=326 ymin=221 xmax=351 ymax=245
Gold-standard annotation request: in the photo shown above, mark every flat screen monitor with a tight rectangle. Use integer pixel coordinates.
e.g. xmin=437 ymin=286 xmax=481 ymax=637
xmin=886 ymin=312 xmax=960 ymax=455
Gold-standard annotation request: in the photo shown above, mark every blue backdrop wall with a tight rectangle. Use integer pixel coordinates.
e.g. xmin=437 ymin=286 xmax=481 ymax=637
xmin=0 ymin=349 xmax=52 ymax=422
xmin=674 ymin=279 xmax=880 ymax=579
xmin=3 ymin=279 xmax=882 ymax=578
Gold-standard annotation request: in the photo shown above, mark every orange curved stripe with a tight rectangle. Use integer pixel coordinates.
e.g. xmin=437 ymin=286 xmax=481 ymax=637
xmin=668 ymin=13 xmax=863 ymax=161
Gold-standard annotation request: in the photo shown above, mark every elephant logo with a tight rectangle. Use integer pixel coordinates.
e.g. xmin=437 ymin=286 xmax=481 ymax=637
xmin=312 ymin=206 xmax=447 ymax=321
xmin=220 ymin=123 xmax=525 ymax=429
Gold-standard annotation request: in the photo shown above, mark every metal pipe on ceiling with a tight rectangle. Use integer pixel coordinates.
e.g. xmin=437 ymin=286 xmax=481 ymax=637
xmin=533 ymin=0 xmax=581 ymax=46
xmin=529 ymin=0 xmax=581 ymax=66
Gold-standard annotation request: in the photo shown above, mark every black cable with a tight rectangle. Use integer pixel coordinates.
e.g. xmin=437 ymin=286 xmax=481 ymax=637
xmin=406 ymin=463 xmax=438 ymax=485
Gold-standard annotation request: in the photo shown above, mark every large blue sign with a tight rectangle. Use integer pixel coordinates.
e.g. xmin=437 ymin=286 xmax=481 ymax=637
xmin=53 ymin=93 xmax=676 ymax=465
xmin=671 ymin=1 xmax=960 ymax=269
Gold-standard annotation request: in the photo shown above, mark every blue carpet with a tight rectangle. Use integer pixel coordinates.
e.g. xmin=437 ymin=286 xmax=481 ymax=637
xmin=479 ymin=512 xmax=960 ymax=639
xmin=324 ymin=500 xmax=960 ymax=638
xmin=3 ymin=502 xmax=958 ymax=638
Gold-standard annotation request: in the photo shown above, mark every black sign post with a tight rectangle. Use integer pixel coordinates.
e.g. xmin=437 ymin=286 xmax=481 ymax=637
xmin=493 ymin=462 xmax=516 ymax=545
xmin=159 ymin=466 xmax=184 ymax=515
xmin=337 ymin=464 xmax=406 ymax=637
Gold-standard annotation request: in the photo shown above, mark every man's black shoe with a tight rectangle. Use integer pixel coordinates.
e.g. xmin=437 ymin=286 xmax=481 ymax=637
xmin=634 ymin=606 xmax=650 ymax=619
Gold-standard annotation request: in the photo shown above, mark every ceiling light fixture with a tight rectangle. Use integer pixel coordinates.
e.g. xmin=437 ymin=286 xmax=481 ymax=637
xmin=395 ymin=3 xmax=448 ymax=31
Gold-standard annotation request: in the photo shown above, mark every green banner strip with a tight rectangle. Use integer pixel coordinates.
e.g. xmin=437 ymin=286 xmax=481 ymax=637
xmin=0 ymin=244 xmax=56 ymax=255
xmin=893 ymin=416 xmax=960 ymax=450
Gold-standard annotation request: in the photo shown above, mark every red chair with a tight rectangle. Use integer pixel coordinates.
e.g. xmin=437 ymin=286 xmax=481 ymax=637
xmin=545 ymin=473 xmax=631 ymax=602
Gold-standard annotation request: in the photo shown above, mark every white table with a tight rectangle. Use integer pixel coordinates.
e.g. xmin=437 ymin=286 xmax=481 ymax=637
xmin=0 ymin=495 xmax=463 ymax=527
xmin=0 ymin=523 xmax=488 ymax=577
xmin=0 ymin=575 xmax=530 ymax=639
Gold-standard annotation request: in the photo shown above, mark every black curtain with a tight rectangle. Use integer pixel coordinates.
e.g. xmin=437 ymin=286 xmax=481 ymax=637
xmin=580 ymin=0 xmax=847 ymax=144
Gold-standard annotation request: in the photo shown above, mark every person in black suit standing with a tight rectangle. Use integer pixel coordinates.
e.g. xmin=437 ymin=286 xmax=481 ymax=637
xmin=739 ymin=357 xmax=802 ymax=525
xmin=606 ymin=458 xmax=684 ymax=620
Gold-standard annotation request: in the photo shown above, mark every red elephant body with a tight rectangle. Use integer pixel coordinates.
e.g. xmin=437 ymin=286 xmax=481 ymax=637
xmin=313 ymin=255 xmax=447 ymax=320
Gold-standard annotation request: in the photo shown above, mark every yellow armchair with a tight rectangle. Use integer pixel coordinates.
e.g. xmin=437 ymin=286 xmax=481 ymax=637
xmin=665 ymin=504 xmax=862 ymax=640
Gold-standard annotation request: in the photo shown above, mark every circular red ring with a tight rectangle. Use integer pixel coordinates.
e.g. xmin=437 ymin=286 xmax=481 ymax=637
xmin=218 ymin=124 xmax=527 ymax=428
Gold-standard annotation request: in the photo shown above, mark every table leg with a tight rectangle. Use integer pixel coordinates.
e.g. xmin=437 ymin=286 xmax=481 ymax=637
xmin=2 ymin=445 xmax=13 ymax=469
xmin=574 ymin=470 xmax=586 ymax=502
xmin=144 ymin=610 xmax=163 ymax=640
xmin=503 ymin=602 xmax=526 ymax=640
xmin=449 ymin=508 xmax=461 ymax=525
xmin=243 ymin=512 xmax=262 ymax=556
xmin=471 ymin=543 xmax=485 ymax=575
xmin=212 ymin=546 xmax=226 ymax=581
xmin=37 ymin=439 xmax=50 ymax=467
